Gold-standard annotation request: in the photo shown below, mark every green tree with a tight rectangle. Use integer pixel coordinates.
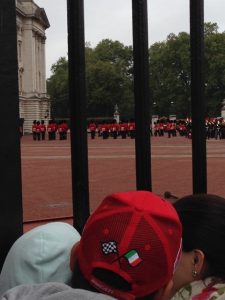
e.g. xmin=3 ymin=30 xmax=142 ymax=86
xmin=47 ymin=23 xmax=225 ymax=120
xmin=86 ymin=39 xmax=134 ymax=119
xmin=47 ymin=40 xmax=134 ymax=120
xmin=149 ymin=22 xmax=225 ymax=118
xmin=47 ymin=57 xmax=68 ymax=118
xmin=149 ymin=32 xmax=191 ymax=118
xmin=204 ymin=24 xmax=225 ymax=116
xmin=204 ymin=22 xmax=218 ymax=36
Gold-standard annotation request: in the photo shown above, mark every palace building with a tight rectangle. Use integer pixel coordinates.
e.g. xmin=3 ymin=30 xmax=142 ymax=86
xmin=16 ymin=0 xmax=50 ymax=133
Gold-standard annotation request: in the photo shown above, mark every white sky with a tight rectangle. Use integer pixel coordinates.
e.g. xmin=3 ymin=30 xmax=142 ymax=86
xmin=34 ymin=0 xmax=225 ymax=78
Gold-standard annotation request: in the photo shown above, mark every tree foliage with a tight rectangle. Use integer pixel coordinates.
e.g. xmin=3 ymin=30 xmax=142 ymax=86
xmin=150 ymin=22 xmax=225 ymax=118
xmin=149 ymin=32 xmax=191 ymax=118
xmin=47 ymin=39 xmax=133 ymax=120
xmin=86 ymin=39 xmax=134 ymax=119
xmin=47 ymin=57 xmax=68 ymax=118
xmin=47 ymin=23 xmax=225 ymax=120
xmin=204 ymin=23 xmax=225 ymax=116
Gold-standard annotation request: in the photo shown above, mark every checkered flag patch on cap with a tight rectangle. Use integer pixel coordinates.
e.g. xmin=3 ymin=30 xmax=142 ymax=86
xmin=102 ymin=241 xmax=117 ymax=255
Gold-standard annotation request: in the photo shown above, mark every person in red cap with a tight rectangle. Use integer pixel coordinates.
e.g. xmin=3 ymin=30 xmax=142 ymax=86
xmin=0 ymin=191 xmax=182 ymax=300
xmin=70 ymin=191 xmax=182 ymax=300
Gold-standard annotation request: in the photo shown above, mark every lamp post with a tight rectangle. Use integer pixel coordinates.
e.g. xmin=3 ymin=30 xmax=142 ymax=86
xmin=153 ymin=101 xmax=157 ymax=112
xmin=169 ymin=100 xmax=176 ymax=120
xmin=113 ymin=104 xmax=120 ymax=123
xmin=152 ymin=102 xmax=158 ymax=126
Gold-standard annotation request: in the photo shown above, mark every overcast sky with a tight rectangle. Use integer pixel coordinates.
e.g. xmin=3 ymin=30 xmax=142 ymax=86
xmin=34 ymin=0 xmax=225 ymax=78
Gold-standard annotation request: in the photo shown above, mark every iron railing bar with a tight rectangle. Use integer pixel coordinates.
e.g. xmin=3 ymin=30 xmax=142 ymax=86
xmin=132 ymin=0 xmax=152 ymax=191
xmin=0 ymin=0 xmax=23 ymax=270
xmin=67 ymin=0 xmax=90 ymax=233
xmin=190 ymin=0 xmax=207 ymax=193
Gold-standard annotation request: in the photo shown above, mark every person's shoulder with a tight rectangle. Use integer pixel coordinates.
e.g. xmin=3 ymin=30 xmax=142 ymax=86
xmin=1 ymin=282 xmax=70 ymax=300
xmin=172 ymin=278 xmax=225 ymax=300
xmin=1 ymin=283 xmax=116 ymax=300
xmin=67 ymin=289 xmax=116 ymax=300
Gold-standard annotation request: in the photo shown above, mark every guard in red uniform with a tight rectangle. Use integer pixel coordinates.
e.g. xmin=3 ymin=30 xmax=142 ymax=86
xmin=47 ymin=120 xmax=53 ymax=140
xmin=110 ymin=121 xmax=119 ymax=139
xmin=100 ymin=122 xmax=109 ymax=139
xmin=62 ymin=120 xmax=69 ymax=140
xmin=88 ymin=121 xmax=97 ymax=139
xmin=128 ymin=121 xmax=135 ymax=139
xmin=51 ymin=119 xmax=57 ymax=140
xmin=119 ymin=122 xmax=128 ymax=139
xmin=58 ymin=120 xmax=69 ymax=140
xmin=35 ymin=121 xmax=41 ymax=141
xmin=58 ymin=121 xmax=64 ymax=140
xmin=166 ymin=121 xmax=171 ymax=138
xmin=153 ymin=122 xmax=160 ymax=137
xmin=40 ymin=120 xmax=46 ymax=140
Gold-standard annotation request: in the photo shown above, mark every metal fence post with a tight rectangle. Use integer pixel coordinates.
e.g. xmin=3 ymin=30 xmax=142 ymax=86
xmin=190 ymin=0 xmax=207 ymax=193
xmin=67 ymin=0 xmax=90 ymax=233
xmin=0 ymin=0 xmax=23 ymax=270
xmin=132 ymin=0 xmax=152 ymax=191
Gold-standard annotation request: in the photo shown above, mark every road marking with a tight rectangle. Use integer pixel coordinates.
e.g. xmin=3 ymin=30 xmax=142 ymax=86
xmin=21 ymin=154 xmax=225 ymax=159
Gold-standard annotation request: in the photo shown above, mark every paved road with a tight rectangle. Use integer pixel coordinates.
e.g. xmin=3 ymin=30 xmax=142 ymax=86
xmin=21 ymin=134 xmax=225 ymax=230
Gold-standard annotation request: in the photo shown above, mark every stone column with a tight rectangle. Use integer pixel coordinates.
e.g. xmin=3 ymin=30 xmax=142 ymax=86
xmin=32 ymin=29 xmax=37 ymax=91
xmin=41 ymin=36 xmax=47 ymax=93
xmin=35 ymin=32 xmax=39 ymax=92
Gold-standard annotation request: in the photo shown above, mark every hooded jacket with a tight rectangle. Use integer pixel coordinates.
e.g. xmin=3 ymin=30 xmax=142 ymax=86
xmin=0 ymin=222 xmax=80 ymax=298
xmin=1 ymin=282 xmax=115 ymax=300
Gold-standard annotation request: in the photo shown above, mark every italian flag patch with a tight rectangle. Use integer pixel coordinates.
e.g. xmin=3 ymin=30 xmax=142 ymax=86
xmin=124 ymin=249 xmax=142 ymax=267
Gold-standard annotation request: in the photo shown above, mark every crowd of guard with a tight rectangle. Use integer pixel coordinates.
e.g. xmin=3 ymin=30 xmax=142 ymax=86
xmin=32 ymin=120 xmax=69 ymax=141
xmin=88 ymin=120 xmax=136 ymax=140
xmin=88 ymin=117 xmax=225 ymax=140
xmin=31 ymin=117 xmax=225 ymax=141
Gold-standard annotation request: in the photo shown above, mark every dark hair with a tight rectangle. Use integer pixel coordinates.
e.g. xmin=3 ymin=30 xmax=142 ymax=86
xmin=174 ymin=194 xmax=225 ymax=279
xmin=71 ymin=262 xmax=155 ymax=300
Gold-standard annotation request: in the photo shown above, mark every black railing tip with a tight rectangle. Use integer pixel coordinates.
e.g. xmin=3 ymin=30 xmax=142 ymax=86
xmin=164 ymin=191 xmax=179 ymax=202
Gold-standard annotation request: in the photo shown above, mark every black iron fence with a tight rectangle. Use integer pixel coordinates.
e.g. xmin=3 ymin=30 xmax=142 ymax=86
xmin=0 ymin=0 xmax=206 ymax=270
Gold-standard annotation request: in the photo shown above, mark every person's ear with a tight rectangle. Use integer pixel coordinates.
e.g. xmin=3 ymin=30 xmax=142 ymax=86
xmin=70 ymin=241 xmax=80 ymax=271
xmin=153 ymin=280 xmax=173 ymax=300
xmin=192 ymin=249 xmax=206 ymax=279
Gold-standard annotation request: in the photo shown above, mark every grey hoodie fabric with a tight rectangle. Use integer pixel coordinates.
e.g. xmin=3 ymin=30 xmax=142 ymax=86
xmin=0 ymin=222 xmax=81 ymax=298
xmin=1 ymin=282 xmax=116 ymax=300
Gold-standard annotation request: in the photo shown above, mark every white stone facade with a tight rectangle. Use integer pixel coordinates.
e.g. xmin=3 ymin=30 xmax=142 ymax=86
xmin=16 ymin=0 xmax=50 ymax=133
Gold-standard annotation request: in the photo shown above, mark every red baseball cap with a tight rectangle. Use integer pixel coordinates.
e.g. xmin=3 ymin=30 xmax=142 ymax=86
xmin=78 ymin=191 xmax=182 ymax=300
